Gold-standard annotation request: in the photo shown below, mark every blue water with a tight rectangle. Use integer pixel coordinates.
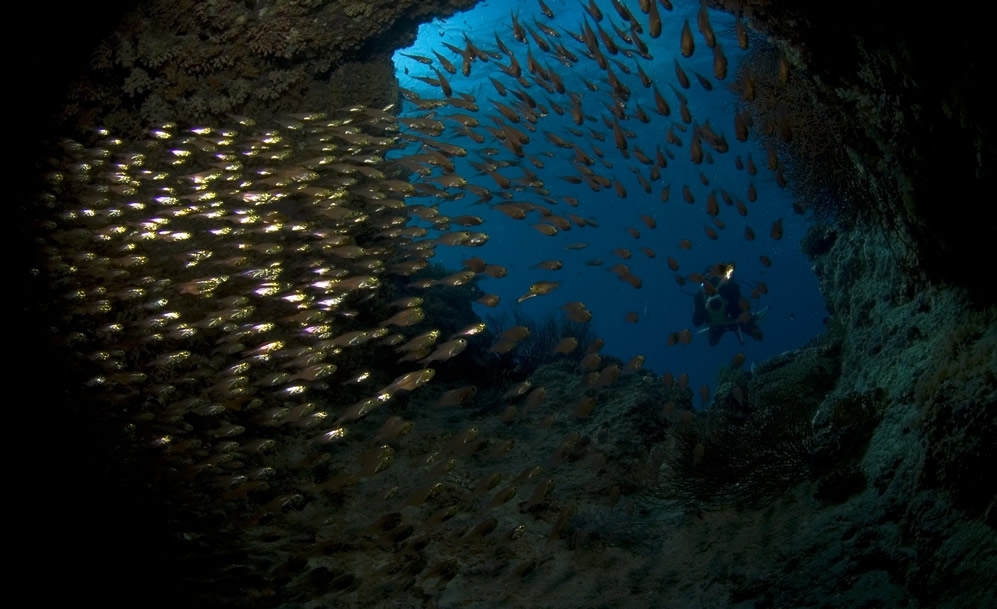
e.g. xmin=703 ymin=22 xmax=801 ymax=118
xmin=391 ymin=0 xmax=827 ymax=393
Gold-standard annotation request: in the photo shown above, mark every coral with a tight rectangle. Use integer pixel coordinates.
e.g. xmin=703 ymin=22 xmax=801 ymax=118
xmin=800 ymin=221 xmax=838 ymax=261
xmin=747 ymin=334 xmax=841 ymax=410
xmin=913 ymin=308 xmax=997 ymax=407
xmin=58 ymin=0 xmax=479 ymax=138
xmin=914 ymin=307 xmax=997 ymax=519
xmin=344 ymin=2 xmax=372 ymax=19
xmin=628 ymin=335 xmax=839 ymax=511
xmin=483 ymin=308 xmax=596 ymax=376
xmin=661 ymin=395 xmax=816 ymax=510
xmin=122 ymin=67 xmax=154 ymax=97
xmin=567 ymin=505 xmax=659 ymax=553
xmin=810 ymin=389 xmax=887 ymax=504
xmin=324 ymin=54 xmax=399 ymax=112
xmin=724 ymin=0 xmax=997 ymax=301
xmin=731 ymin=41 xmax=860 ymax=225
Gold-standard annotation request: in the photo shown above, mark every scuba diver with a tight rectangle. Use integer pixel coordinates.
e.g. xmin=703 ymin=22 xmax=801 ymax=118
xmin=691 ymin=262 xmax=768 ymax=346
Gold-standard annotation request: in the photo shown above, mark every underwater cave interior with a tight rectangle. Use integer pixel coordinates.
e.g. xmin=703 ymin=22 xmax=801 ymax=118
xmin=15 ymin=0 xmax=996 ymax=608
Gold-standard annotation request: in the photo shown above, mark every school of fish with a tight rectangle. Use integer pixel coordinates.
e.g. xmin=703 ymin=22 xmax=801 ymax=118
xmin=36 ymin=0 xmax=799 ymax=604
xmin=393 ymin=0 xmax=783 ymax=347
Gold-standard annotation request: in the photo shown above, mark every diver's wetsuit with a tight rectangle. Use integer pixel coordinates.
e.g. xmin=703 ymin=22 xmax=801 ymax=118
xmin=692 ymin=278 xmax=763 ymax=346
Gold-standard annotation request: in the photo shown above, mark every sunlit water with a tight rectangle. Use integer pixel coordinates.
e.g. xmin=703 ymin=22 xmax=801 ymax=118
xmin=392 ymin=0 xmax=827 ymax=392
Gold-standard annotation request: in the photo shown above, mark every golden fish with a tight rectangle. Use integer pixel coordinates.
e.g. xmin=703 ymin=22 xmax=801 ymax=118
xmin=292 ymin=364 xmax=336 ymax=382
xmin=431 ymin=67 xmax=452 ymax=97
xmin=385 ymin=368 xmax=436 ymax=393
xmin=450 ymin=322 xmax=487 ymax=338
xmin=741 ymin=67 xmax=756 ymax=101
xmin=736 ymin=16 xmax=749 ymax=49
xmin=477 ymin=294 xmax=501 ymax=307
xmin=358 ymin=444 xmax=394 ymax=477
xmin=374 ymin=416 xmax=414 ymax=443
xmin=734 ymin=110 xmax=749 ymax=142
xmin=621 ymin=273 xmax=642 ymax=289
xmin=434 ymin=385 xmax=477 ymax=407
xmin=652 ymin=85 xmax=671 ymax=116
xmin=682 ymin=184 xmax=695 ymax=203
xmin=494 ymin=203 xmax=529 ymax=219
xmin=680 ymin=19 xmax=694 ymax=57
xmin=533 ymin=260 xmax=563 ymax=270
xmin=679 ymin=98 xmax=692 ymax=124
xmin=400 ymin=52 xmax=433 ymax=65
xmin=488 ymin=339 xmax=519 ymax=354
xmin=433 ymin=50 xmax=457 ymax=74
xmin=483 ymin=264 xmax=507 ymax=278
xmin=694 ymin=71 xmax=713 ymax=91
xmin=706 ymin=192 xmax=720 ymax=216
xmin=593 ymin=364 xmax=621 ymax=387
xmin=575 ymin=397 xmax=596 ymax=418
xmin=734 ymin=198 xmax=749 ymax=216
xmin=713 ymin=44 xmax=728 ymax=80
xmin=595 ymin=21 xmax=619 ymax=55
xmin=420 ymin=338 xmax=468 ymax=363
xmin=690 ymin=133 xmax=704 ymax=164
xmin=624 ymin=354 xmax=645 ymax=373
xmin=517 ymin=280 xmax=560 ymax=303
xmin=462 ymin=256 xmax=487 ymax=273
xmin=503 ymin=379 xmax=533 ymax=399
xmin=648 ymin=0 xmax=662 ymax=37
xmin=766 ymin=142 xmax=781 ymax=170
xmin=699 ymin=385 xmax=711 ymax=407
xmin=490 ymin=75 xmax=508 ymax=96
xmin=380 ymin=307 xmax=425 ymax=328
xmin=525 ymin=386 xmax=547 ymax=409
xmin=531 ymin=223 xmax=558 ymax=236
xmin=697 ymin=5 xmax=716 ymax=48
xmin=435 ymin=270 xmax=477 ymax=286
xmin=396 ymin=330 xmax=441 ymax=353
xmin=660 ymin=184 xmax=671 ymax=202
xmin=583 ymin=0 xmax=603 ymax=21
xmin=501 ymin=326 xmax=531 ymax=343
xmin=584 ymin=338 xmax=605 ymax=355
xmin=473 ymin=472 xmax=505 ymax=496
xmin=674 ymin=59 xmax=690 ymax=89
xmin=613 ymin=178 xmax=628 ymax=198
xmin=553 ymin=337 xmax=578 ymax=354
xmin=579 ymin=352 xmax=601 ymax=370
xmin=547 ymin=215 xmax=573 ymax=230
xmin=563 ymin=302 xmax=593 ymax=323
xmin=487 ymin=485 xmax=519 ymax=508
